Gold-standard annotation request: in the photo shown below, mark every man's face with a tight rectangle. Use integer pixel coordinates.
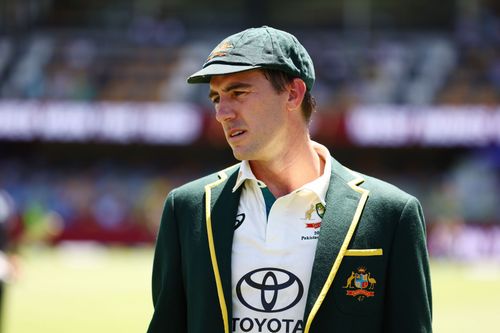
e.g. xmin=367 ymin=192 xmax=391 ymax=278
xmin=209 ymin=70 xmax=289 ymax=162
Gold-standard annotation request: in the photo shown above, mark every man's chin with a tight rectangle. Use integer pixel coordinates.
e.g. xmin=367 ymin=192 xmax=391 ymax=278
xmin=232 ymin=151 xmax=245 ymax=161
xmin=231 ymin=148 xmax=249 ymax=161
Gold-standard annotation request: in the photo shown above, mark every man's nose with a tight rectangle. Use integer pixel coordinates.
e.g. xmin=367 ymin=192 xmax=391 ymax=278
xmin=215 ymin=98 xmax=236 ymax=123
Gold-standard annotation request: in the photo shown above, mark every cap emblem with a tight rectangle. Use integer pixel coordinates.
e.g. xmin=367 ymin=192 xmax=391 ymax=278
xmin=207 ymin=41 xmax=233 ymax=61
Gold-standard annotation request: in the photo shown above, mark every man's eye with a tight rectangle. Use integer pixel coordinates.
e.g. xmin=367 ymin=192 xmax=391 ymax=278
xmin=211 ymin=96 xmax=220 ymax=104
xmin=233 ymin=91 xmax=246 ymax=97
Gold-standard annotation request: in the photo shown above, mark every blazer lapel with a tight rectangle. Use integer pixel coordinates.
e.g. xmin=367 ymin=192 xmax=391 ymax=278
xmin=205 ymin=164 xmax=242 ymax=333
xmin=303 ymin=157 xmax=370 ymax=331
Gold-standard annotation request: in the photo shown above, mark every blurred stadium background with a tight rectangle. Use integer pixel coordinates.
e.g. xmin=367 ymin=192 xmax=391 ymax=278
xmin=0 ymin=0 xmax=499 ymax=332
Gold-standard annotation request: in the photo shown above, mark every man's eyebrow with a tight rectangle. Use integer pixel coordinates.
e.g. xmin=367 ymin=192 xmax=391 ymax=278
xmin=208 ymin=82 xmax=252 ymax=99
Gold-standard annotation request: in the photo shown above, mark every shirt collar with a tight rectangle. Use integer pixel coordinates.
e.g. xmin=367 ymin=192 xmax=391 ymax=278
xmin=232 ymin=141 xmax=332 ymax=205
xmin=232 ymin=160 xmax=263 ymax=192
xmin=297 ymin=141 xmax=331 ymax=205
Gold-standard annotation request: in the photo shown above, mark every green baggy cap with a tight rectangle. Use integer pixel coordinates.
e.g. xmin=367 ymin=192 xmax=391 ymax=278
xmin=187 ymin=26 xmax=315 ymax=91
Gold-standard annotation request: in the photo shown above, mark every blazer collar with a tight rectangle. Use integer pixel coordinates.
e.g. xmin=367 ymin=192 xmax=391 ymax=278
xmin=303 ymin=157 xmax=370 ymax=332
xmin=204 ymin=164 xmax=242 ymax=333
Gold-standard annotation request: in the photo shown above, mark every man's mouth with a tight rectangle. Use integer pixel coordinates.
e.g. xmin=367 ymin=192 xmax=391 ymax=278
xmin=229 ymin=130 xmax=246 ymax=138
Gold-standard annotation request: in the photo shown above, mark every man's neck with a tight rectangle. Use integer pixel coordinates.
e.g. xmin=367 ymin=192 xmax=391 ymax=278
xmin=249 ymin=140 xmax=325 ymax=198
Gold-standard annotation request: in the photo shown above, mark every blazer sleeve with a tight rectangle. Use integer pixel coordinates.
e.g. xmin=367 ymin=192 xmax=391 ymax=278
xmin=147 ymin=190 xmax=187 ymax=332
xmin=383 ymin=196 xmax=433 ymax=332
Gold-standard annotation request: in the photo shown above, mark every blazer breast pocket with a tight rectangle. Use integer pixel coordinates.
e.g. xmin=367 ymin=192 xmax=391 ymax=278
xmin=331 ymin=248 xmax=385 ymax=316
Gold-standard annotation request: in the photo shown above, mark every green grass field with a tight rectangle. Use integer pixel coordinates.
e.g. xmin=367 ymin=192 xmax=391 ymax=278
xmin=3 ymin=245 xmax=153 ymax=333
xmin=3 ymin=246 xmax=500 ymax=333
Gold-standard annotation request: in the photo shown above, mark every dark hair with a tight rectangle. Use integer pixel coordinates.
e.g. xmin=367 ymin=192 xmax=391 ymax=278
xmin=261 ymin=69 xmax=316 ymax=123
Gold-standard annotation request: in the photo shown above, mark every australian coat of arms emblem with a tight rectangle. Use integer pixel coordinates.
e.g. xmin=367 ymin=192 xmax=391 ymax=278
xmin=343 ymin=267 xmax=376 ymax=301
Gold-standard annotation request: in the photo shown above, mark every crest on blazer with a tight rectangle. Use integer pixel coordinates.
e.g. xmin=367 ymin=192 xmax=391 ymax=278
xmin=343 ymin=267 xmax=376 ymax=301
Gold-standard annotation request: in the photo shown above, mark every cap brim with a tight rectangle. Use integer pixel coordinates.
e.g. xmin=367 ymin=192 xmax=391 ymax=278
xmin=187 ymin=63 xmax=262 ymax=84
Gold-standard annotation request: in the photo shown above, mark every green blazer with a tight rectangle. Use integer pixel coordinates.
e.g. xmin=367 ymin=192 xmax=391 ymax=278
xmin=147 ymin=157 xmax=432 ymax=333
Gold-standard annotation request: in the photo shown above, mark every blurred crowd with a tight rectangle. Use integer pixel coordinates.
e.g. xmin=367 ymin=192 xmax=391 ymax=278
xmin=1 ymin=4 xmax=500 ymax=262
xmin=1 ymin=15 xmax=500 ymax=111
xmin=0 ymin=146 xmax=499 ymax=261
xmin=0 ymin=157 xmax=214 ymax=247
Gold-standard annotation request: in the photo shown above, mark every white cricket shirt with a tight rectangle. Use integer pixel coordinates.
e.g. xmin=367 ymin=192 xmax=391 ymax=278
xmin=231 ymin=142 xmax=331 ymax=333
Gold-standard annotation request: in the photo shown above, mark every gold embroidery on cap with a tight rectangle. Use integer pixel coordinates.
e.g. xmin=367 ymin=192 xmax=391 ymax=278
xmin=207 ymin=41 xmax=233 ymax=61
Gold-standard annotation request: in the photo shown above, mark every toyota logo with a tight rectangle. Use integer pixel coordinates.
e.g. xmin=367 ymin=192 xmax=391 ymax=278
xmin=236 ymin=268 xmax=304 ymax=313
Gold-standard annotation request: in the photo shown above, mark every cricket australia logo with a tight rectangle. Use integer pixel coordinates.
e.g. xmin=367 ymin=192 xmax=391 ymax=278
xmin=343 ymin=267 xmax=376 ymax=301
xmin=304 ymin=203 xmax=325 ymax=221
xmin=301 ymin=203 xmax=323 ymax=240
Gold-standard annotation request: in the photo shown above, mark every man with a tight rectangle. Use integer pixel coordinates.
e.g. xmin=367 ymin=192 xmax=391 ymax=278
xmin=147 ymin=26 xmax=432 ymax=333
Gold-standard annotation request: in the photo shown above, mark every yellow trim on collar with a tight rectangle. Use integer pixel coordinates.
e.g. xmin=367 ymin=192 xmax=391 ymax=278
xmin=204 ymin=168 xmax=232 ymax=333
xmin=345 ymin=248 xmax=383 ymax=256
xmin=304 ymin=168 xmax=370 ymax=333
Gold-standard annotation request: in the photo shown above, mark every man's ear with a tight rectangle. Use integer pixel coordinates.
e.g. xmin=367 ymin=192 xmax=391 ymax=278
xmin=286 ymin=78 xmax=307 ymax=111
